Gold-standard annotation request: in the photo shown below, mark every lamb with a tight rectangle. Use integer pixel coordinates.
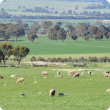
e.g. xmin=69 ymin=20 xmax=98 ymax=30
xmin=55 ymin=75 xmax=63 ymax=78
xmin=11 ymin=74 xmax=18 ymax=78
xmin=68 ymin=71 xmax=76 ymax=75
xmin=42 ymin=71 xmax=48 ymax=75
xmin=57 ymin=71 xmax=60 ymax=75
xmin=16 ymin=78 xmax=24 ymax=83
xmin=88 ymin=71 xmax=91 ymax=75
xmin=104 ymin=73 xmax=110 ymax=77
xmin=49 ymin=89 xmax=55 ymax=97
xmin=73 ymin=73 xmax=80 ymax=78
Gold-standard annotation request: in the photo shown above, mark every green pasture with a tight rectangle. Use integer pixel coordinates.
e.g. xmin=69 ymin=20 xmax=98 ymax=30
xmin=0 ymin=36 xmax=110 ymax=61
xmin=0 ymin=65 xmax=110 ymax=110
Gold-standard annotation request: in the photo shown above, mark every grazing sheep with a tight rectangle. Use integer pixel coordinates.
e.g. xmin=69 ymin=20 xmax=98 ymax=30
xmin=55 ymin=75 xmax=63 ymax=78
xmin=59 ymin=92 xmax=65 ymax=97
xmin=104 ymin=73 xmax=110 ymax=77
xmin=0 ymin=76 xmax=3 ymax=78
xmin=11 ymin=74 xmax=18 ymax=78
xmin=57 ymin=71 xmax=60 ymax=75
xmin=88 ymin=71 xmax=91 ymax=75
xmin=68 ymin=71 xmax=76 ymax=75
xmin=19 ymin=93 xmax=25 ymax=97
xmin=73 ymin=73 xmax=80 ymax=78
xmin=106 ymin=89 xmax=110 ymax=92
xmin=42 ymin=71 xmax=48 ymax=75
xmin=49 ymin=89 xmax=55 ymax=97
xmin=16 ymin=78 xmax=24 ymax=83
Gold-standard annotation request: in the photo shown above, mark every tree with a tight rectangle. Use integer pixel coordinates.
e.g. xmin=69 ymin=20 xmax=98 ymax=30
xmin=65 ymin=24 xmax=75 ymax=35
xmin=0 ymin=23 xmax=10 ymax=41
xmin=57 ymin=28 xmax=66 ymax=42
xmin=12 ymin=45 xmax=29 ymax=67
xmin=98 ymin=25 xmax=109 ymax=40
xmin=95 ymin=32 xmax=103 ymax=41
xmin=31 ymin=22 xmax=41 ymax=33
xmin=0 ymin=49 xmax=4 ymax=63
xmin=0 ymin=42 xmax=13 ymax=65
xmin=70 ymin=30 xmax=77 ymax=42
xmin=75 ymin=23 xmax=90 ymax=37
xmin=28 ymin=31 xmax=38 ymax=43
xmin=89 ymin=25 xmax=98 ymax=37
xmin=12 ymin=26 xmax=25 ymax=41
xmin=41 ymin=21 xmax=53 ymax=34
xmin=47 ymin=24 xmax=60 ymax=41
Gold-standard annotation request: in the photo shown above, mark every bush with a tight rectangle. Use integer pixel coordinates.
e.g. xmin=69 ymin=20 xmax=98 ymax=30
xmin=30 ymin=56 xmax=36 ymax=62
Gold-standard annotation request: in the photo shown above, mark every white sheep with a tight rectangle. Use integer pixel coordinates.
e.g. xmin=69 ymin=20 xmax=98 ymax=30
xmin=55 ymin=75 xmax=63 ymax=78
xmin=11 ymin=74 xmax=18 ymax=78
xmin=16 ymin=78 xmax=24 ymax=83
xmin=42 ymin=71 xmax=48 ymax=75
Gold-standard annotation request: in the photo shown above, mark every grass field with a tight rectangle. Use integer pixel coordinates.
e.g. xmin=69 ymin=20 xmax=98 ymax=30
xmin=0 ymin=65 xmax=110 ymax=110
xmin=0 ymin=36 xmax=110 ymax=62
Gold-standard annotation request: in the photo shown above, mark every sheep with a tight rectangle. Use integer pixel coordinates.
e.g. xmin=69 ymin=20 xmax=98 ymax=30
xmin=0 ymin=76 xmax=3 ymax=78
xmin=42 ymin=71 xmax=48 ymax=75
xmin=16 ymin=78 xmax=24 ymax=83
xmin=59 ymin=92 xmax=65 ymax=97
xmin=106 ymin=89 xmax=110 ymax=92
xmin=19 ymin=93 xmax=25 ymax=97
xmin=88 ymin=71 xmax=91 ymax=75
xmin=55 ymin=75 xmax=63 ymax=78
xmin=81 ymin=72 xmax=84 ymax=75
xmin=104 ymin=73 xmax=110 ymax=77
xmin=57 ymin=71 xmax=60 ymax=75
xmin=68 ymin=71 xmax=76 ymax=75
xmin=11 ymin=74 xmax=18 ymax=78
xmin=49 ymin=89 xmax=55 ymax=97
xmin=73 ymin=73 xmax=80 ymax=78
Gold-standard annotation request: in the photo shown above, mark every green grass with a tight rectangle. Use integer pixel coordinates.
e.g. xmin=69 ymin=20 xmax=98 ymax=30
xmin=0 ymin=66 xmax=110 ymax=110
xmin=2 ymin=36 xmax=110 ymax=55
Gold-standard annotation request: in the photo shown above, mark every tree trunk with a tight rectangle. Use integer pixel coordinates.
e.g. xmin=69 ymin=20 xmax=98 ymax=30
xmin=17 ymin=60 xmax=20 ymax=67
xmin=14 ymin=36 xmax=17 ymax=41
xmin=3 ymin=60 xmax=6 ymax=65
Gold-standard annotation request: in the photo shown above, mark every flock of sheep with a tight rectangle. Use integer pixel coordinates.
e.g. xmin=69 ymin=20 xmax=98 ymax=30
xmin=0 ymin=70 xmax=110 ymax=98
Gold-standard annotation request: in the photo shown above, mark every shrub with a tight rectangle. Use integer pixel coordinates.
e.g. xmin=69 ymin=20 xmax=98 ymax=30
xmin=30 ymin=56 xmax=36 ymax=62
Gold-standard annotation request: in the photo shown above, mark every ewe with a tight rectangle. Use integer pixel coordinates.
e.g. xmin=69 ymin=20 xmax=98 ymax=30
xmin=16 ymin=78 xmax=24 ymax=83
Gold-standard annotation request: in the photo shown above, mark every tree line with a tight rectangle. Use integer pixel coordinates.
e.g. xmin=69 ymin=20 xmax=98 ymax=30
xmin=1 ymin=22 xmax=110 ymax=42
xmin=0 ymin=42 xmax=29 ymax=67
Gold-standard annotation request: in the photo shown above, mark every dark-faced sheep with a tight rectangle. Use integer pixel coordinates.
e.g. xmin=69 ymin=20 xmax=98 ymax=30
xmin=57 ymin=71 xmax=60 ymax=75
xmin=16 ymin=78 xmax=24 ymax=83
xmin=88 ymin=71 xmax=91 ymax=75
xmin=49 ymin=89 xmax=55 ymax=97
xmin=73 ymin=73 xmax=80 ymax=78
xmin=55 ymin=75 xmax=63 ymax=78
xmin=42 ymin=71 xmax=48 ymax=75
xmin=0 ymin=76 xmax=3 ymax=78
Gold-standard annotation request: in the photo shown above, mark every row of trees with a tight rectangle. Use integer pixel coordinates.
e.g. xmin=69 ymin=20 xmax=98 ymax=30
xmin=30 ymin=56 xmax=110 ymax=63
xmin=1 ymin=21 xmax=110 ymax=42
xmin=0 ymin=42 xmax=29 ymax=67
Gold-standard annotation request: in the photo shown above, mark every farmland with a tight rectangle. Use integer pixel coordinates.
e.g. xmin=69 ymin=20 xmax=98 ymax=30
xmin=0 ymin=64 xmax=110 ymax=110
xmin=1 ymin=36 xmax=110 ymax=62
